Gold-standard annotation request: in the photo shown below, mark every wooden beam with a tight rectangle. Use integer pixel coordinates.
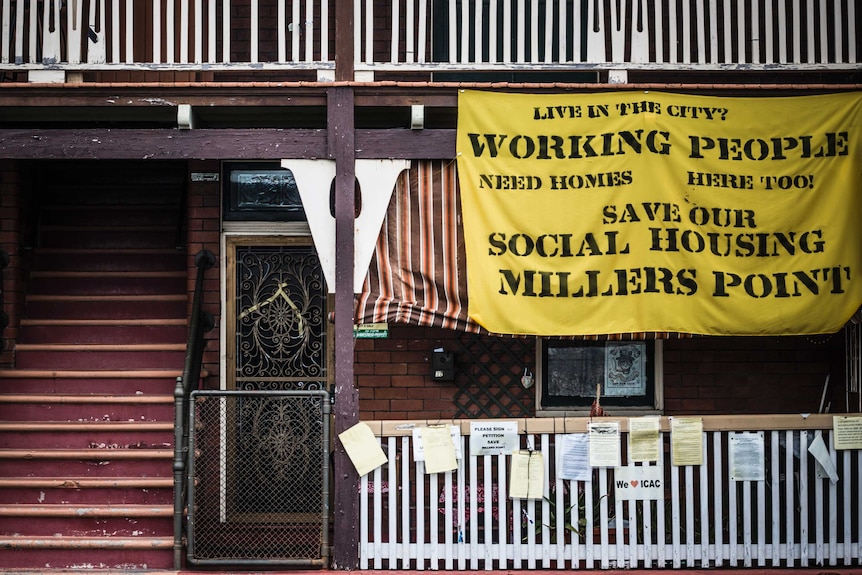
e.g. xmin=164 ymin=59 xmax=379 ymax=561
xmin=329 ymin=86 xmax=359 ymax=570
xmin=355 ymin=129 xmax=455 ymax=158
xmin=0 ymin=129 xmax=456 ymax=160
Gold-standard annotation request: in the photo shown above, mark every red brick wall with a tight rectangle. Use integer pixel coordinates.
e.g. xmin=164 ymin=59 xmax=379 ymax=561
xmin=663 ymin=335 xmax=842 ymax=415
xmin=356 ymin=325 xmax=463 ymax=420
xmin=186 ymin=160 xmax=223 ymax=389
xmin=355 ymin=326 xmax=845 ymax=420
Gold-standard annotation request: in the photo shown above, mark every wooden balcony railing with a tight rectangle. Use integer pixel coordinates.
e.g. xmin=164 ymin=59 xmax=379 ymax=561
xmin=0 ymin=0 xmax=857 ymax=80
xmin=360 ymin=414 xmax=862 ymax=570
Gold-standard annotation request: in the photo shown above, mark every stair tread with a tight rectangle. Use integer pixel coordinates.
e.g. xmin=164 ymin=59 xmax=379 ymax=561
xmin=0 ymin=422 xmax=172 ymax=430
xmin=30 ymin=271 xmax=185 ymax=278
xmin=0 ymin=535 xmax=174 ymax=548
xmin=0 ymin=504 xmax=172 ymax=516
xmin=0 ymin=448 xmax=172 ymax=458
xmin=0 ymin=394 xmax=173 ymax=403
xmin=0 ymin=369 xmax=200 ymax=379
xmin=15 ymin=343 xmax=186 ymax=351
xmin=27 ymin=294 xmax=185 ymax=301
xmin=36 ymin=247 xmax=182 ymax=254
xmin=21 ymin=318 xmax=186 ymax=326
xmin=41 ymin=225 xmax=175 ymax=231
xmin=0 ymin=477 xmax=173 ymax=488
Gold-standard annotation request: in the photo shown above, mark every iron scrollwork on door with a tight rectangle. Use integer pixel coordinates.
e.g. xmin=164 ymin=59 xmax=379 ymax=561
xmin=234 ymin=244 xmax=327 ymax=392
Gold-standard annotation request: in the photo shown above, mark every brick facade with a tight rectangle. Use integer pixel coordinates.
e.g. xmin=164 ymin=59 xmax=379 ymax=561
xmin=354 ymin=325 xmax=844 ymax=421
xmin=186 ymin=160 xmax=223 ymax=387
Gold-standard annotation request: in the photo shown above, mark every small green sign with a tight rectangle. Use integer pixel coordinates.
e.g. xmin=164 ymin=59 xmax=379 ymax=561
xmin=354 ymin=323 xmax=389 ymax=339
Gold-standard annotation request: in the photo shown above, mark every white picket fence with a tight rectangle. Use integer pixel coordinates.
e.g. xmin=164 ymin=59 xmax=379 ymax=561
xmin=360 ymin=414 xmax=862 ymax=570
xmin=0 ymin=0 xmax=856 ymax=72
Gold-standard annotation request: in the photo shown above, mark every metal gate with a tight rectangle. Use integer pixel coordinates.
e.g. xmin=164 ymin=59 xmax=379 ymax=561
xmin=187 ymin=389 xmax=331 ymax=567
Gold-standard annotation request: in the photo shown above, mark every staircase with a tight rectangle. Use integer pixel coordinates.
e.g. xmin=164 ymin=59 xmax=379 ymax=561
xmin=0 ymin=164 xmax=188 ymax=570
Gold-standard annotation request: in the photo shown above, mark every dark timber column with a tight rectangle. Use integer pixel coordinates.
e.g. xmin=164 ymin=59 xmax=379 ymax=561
xmin=334 ymin=0 xmax=354 ymax=81
xmin=329 ymin=86 xmax=358 ymax=569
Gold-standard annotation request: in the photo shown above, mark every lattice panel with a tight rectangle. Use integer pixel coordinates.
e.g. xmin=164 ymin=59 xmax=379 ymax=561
xmin=453 ymin=333 xmax=535 ymax=418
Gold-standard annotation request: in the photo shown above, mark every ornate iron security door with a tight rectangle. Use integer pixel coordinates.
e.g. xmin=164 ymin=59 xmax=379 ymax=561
xmin=230 ymin=237 xmax=328 ymax=394
xmin=186 ymin=237 xmax=331 ymax=567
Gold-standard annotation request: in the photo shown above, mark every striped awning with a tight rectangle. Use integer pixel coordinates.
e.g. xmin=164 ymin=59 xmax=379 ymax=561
xmin=356 ymin=160 xmax=480 ymax=333
xmin=354 ymin=160 xmax=696 ymax=339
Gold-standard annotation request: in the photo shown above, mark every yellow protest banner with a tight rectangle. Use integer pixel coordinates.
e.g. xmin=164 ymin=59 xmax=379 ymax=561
xmin=456 ymin=91 xmax=862 ymax=336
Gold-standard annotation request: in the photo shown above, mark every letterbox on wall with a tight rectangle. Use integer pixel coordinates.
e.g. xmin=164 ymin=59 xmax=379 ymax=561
xmin=431 ymin=350 xmax=455 ymax=381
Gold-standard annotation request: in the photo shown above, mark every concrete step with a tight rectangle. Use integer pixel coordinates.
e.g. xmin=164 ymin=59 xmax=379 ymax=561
xmin=33 ymin=248 xmax=187 ymax=272
xmin=0 ymin=448 xmax=173 ymax=476
xmin=14 ymin=343 xmax=186 ymax=370
xmin=18 ymin=319 xmax=187 ymax=345
xmin=40 ymin=226 xmax=179 ymax=249
xmin=0 ymin=421 xmax=173 ymax=449
xmin=28 ymin=271 xmax=186 ymax=296
xmin=0 ymin=504 xmax=173 ymax=537
xmin=0 ymin=477 xmax=173 ymax=505
xmin=0 ymin=393 xmax=174 ymax=421
xmin=0 ymin=369 xmax=184 ymax=394
xmin=24 ymin=294 xmax=187 ymax=320
xmin=40 ymin=205 xmax=183 ymax=227
xmin=0 ymin=535 xmax=174 ymax=570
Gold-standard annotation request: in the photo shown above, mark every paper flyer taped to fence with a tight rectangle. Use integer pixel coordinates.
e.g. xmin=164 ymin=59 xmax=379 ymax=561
xmin=510 ymin=450 xmax=544 ymax=500
xmin=729 ymin=431 xmax=765 ymax=481
xmin=628 ymin=416 xmax=661 ymax=462
xmin=808 ymin=430 xmax=838 ymax=483
xmin=469 ymin=420 xmax=519 ymax=455
xmin=557 ymin=433 xmax=591 ymax=482
xmin=833 ymin=415 xmax=862 ymax=450
xmin=419 ymin=425 xmax=458 ymax=474
xmin=670 ymin=416 xmax=703 ymax=466
xmin=588 ymin=421 xmax=621 ymax=468
xmin=412 ymin=425 xmax=463 ymax=461
xmin=338 ymin=422 xmax=388 ymax=477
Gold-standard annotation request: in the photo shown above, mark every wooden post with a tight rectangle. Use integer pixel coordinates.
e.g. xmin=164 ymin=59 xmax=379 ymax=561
xmin=329 ymin=86 xmax=358 ymax=569
xmin=334 ymin=0 xmax=354 ymax=80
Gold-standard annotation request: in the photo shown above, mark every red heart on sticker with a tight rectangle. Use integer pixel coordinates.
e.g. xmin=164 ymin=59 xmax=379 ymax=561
xmin=630 ymin=480 xmax=638 ymax=487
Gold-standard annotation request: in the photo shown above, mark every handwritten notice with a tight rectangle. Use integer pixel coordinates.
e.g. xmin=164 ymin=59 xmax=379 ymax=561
xmin=670 ymin=417 xmax=703 ymax=466
xmin=833 ymin=415 xmax=862 ymax=450
xmin=418 ymin=426 xmax=458 ymax=474
xmin=338 ymin=422 xmax=388 ymax=477
xmin=412 ymin=425 xmax=462 ymax=462
xmin=469 ymin=421 xmax=519 ymax=455
xmin=510 ymin=450 xmax=544 ymax=500
xmin=588 ymin=421 xmax=621 ymax=468
xmin=729 ymin=431 xmax=765 ymax=481
xmin=628 ymin=416 xmax=661 ymax=462
xmin=557 ymin=433 xmax=591 ymax=482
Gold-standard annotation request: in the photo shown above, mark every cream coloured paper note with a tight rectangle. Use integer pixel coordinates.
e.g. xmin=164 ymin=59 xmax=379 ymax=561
xmin=420 ymin=425 xmax=458 ymax=474
xmin=338 ymin=422 xmax=388 ymax=477
xmin=628 ymin=416 xmax=661 ymax=462
xmin=510 ymin=450 xmax=544 ymax=499
xmin=670 ymin=417 xmax=703 ymax=466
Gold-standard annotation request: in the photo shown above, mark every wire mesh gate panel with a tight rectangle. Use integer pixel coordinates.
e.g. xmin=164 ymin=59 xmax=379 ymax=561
xmin=187 ymin=390 xmax=331 ymax=567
